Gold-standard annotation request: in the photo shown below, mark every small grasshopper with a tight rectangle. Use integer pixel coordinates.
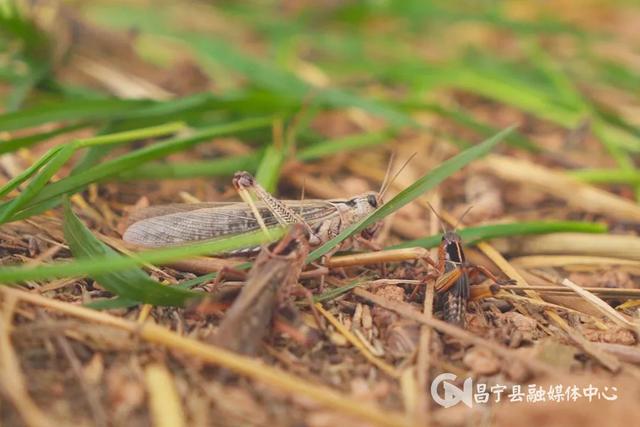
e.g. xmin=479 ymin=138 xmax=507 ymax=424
xmin=122 ymin=171 xmax=384 ymax=254
xmin=427 ymin=206 xmax=510 ymax=326
xmin=212 ymin=224 xmax=310 ymax=356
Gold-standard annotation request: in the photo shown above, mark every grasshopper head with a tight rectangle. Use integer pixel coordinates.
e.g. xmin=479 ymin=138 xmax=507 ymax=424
xmin=347 ymin=191 xmax=382 ymax=240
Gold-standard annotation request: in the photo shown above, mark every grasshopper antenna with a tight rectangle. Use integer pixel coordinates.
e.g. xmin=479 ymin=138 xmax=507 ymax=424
xmin=300 ymin=177 xmax=306 ymax=202
xmin=454 ymin=205 xmax=473 ymax=230
xmin=426 ymin=201 xmax=448 ymax=235
xmin=378 ymin=152 xmax=396 ymax=197
xmin=297 ymin=177 xmax=307 ymax=219
xmin=379 ymin=152 xmax=417 ymax=201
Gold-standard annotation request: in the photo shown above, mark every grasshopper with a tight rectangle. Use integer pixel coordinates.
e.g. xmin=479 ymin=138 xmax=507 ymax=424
xmin=122 ymin=171 xmax=384 ymax=255
xmin=427 ymin=206 xmax=510 ymax=327
xmin=212 ymin=224 xmax=310 ymax=356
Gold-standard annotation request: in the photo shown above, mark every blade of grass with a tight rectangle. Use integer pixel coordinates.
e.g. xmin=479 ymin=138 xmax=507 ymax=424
xmin=84 ymin=297 xmax=140 ymax=310
xmin=116 ymin=129 xmax=392 ymax=181
xmin=185 ymin=35 xmax=416 ymax=127
xmin=0 ymin=117 xmax=272 ymax=222
xmin=86 ymin=264 xmax=254 ymax=310
xmin=0 ymin=146 xmax=62 ymax=198
xmin=313 ymin=278 xmax=366 ymax=303
xmin=0 ymin=225 xmax=287 ymax=284
xmin=570 ymin=169 xmax=640 ymax=185
xmin=297 ymin=130 xmax=393 ymax=161
xmin=255 ymin=143 xmax=286 ymax=193
xmin=0 ymin=121 xmax=189 ymax=223
xmin=445 ymin=68 xmax=584 ymax=127
xmin=0 ymin=98 xmax=152 ymax=131
xmin=389 ymin=220 xmax=608 ymax=250
xmin=117 ymin=154 xmax=260 ymax=180
xmin=403 ymin=102 xmax=538 ymax=152
xmin=0 ymin=144 xmax=75 ymax=223
xmin=80 ymin=220 xmax=607 ymax=309
xmin=8 ymin=197 xmax=64 ymax=222
xmin=73 ymin=121 xmax=186 ymax=149
xmin=307 ymin=125 xmax=516 ymax=263
xmin=0 ymin=123 xmax=86 ymax=155
xmin=6 ymin=63 xmax=50 ymax=112
xmin=63 ymin=201 xmax=200 ymax=306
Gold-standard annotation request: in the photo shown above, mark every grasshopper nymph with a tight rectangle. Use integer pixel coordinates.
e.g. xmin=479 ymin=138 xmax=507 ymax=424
xmin=427 ymin=205 xmax=511 ymax=327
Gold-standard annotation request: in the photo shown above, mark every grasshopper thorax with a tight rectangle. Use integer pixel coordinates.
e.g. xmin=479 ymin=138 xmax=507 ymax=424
xmin=441 ymin=231 xmax=465 ymax=264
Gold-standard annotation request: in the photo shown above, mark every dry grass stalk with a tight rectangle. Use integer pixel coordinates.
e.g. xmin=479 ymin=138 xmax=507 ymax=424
xmin=500 ymin=233 xmax=640 ymax=260
xmin=51 ymin=318 xmax=108 ymax=427
xmin=497 ymin=292 xmax=594 ymax=315
xmin=0 ymin=287 xmax=408 ymax=427
xmin=510 ymin=255 xmax=640 ymax=268
xmin=501 ymin=285 xmax=640 ymax=298
xmin=328 ymin=247 xmax=430 ymax=268
xmin=144 ymin=364 xmax=187 ymax=427
xmin=558 ymin=278 xmax=640 ymax=337
xmin=481 ymin=154 xmax=640 ymax=222
xmin=467 ymin=237 xmax=622 ymax=372
xmin=314 ymin=303 xmax=400 ymax=378
xmin=593 ymin=342 xmax=640 ymax=364
xmin=413 ymin=192 xmax=441 ymax=424
xmin=0 ymin=295 xmax=54 ymax=427
xmin=515 ymin=269 xmax=608 ymax=318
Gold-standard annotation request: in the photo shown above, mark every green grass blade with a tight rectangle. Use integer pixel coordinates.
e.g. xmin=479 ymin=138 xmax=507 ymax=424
xmin=443 ymin=68 xmax=584 ymax=127
xmin=389 ymin=220 xmax=608 ymax=249
xmin=84 ymin=297 xmax=140 ymax=310
xmin=0 ymin=226 xmax=286 ymax=284
xmin=186 ymin=36 xmax=415 ymax=126
xmin=117 ymin=154 xmax=260 ymax=180
xmin=1 ymin=117 xmax=272 ymax=221
xmin=297 ymin=130 xmax=393 ymax=161
xmin=313 ymin=278 xmax=367 ymax=303
xmin=570 ymin=169 xmax=640 ymax=185
xmin=404 ymin=102 xmax=538 ymax=152
xmin=6 ymin=197 xmax=63 ymax=222
xmin=86 ymin=265 xmax=252 ymax=310
xmin=0 ymin=122 xmax=185 ymax=203
xmin=73 ymin=121 xmax=186 ymax=149
xmin=115 ymin=130 xmax=392 ymax=181
xmin=0 ymin=123 xmax=86 ymax=155
xmin=0 ymin=146 xmax=61 ymax=198
xmin=307 ymin=125 xmax=516 ymax=262
xmin=255 ymin=143 xmax=286 ymax=193
xmin=63 ymin=201 xmax=200 ymax=306
xmin=0 ymin=98 xmax=151 ymax=131
xmin=0 ymin=144 xmax=75 ymax=223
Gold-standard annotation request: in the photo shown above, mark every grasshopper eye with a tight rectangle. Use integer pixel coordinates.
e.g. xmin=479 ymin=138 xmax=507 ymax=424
xmin=367 ymin=194 xmax=378 ymax=208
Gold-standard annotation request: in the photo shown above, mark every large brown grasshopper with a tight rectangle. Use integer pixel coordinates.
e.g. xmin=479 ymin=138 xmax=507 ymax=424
xmin=123 ymin=171 xmax=383 ymax=254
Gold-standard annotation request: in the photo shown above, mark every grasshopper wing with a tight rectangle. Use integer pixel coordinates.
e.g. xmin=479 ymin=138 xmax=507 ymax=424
xmin=123 ymin=200 xmax=337 ymax=248
xmin=123 ymin=203 xmax=271 ymax=247
xmin=439 ymin=264 xmax=470 ymax=327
